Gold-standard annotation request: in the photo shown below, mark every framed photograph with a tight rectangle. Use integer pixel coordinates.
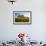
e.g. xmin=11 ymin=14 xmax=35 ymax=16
xmin=13 ymin=11 xmax=32 ymax=25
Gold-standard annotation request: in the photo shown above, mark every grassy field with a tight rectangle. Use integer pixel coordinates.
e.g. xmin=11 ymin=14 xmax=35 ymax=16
xmin=15 ymin=17 xmax=29 ymax=22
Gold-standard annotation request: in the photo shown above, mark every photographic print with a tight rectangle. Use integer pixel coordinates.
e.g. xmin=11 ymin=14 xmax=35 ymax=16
xmin=13 ymin=11 xmax=32 ymax=25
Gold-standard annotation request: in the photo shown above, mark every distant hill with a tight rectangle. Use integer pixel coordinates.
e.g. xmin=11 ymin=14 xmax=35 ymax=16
xmin=18 ymin=15 xmax=24 ymax=17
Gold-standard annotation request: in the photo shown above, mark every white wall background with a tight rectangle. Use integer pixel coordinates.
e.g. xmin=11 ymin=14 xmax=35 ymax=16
xmin=0 ymin=0 xmax=46 ymax=42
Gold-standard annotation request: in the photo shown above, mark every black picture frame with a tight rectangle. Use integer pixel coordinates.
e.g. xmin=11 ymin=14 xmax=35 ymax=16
xmin=13 ymin=11 xmax=32 ymax=25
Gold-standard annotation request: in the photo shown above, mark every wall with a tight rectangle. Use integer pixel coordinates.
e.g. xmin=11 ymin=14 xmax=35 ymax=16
xmin=0 ymin=0 xmax=46 ymax=41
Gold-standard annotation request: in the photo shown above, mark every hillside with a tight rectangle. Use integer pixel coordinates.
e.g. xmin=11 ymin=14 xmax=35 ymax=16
xmin=15 ymin=17 xmax=29 ymax=22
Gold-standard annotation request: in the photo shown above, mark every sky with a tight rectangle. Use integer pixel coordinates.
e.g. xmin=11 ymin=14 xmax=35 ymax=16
xmin=15 ymin=12 xmax=31 ymax=17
